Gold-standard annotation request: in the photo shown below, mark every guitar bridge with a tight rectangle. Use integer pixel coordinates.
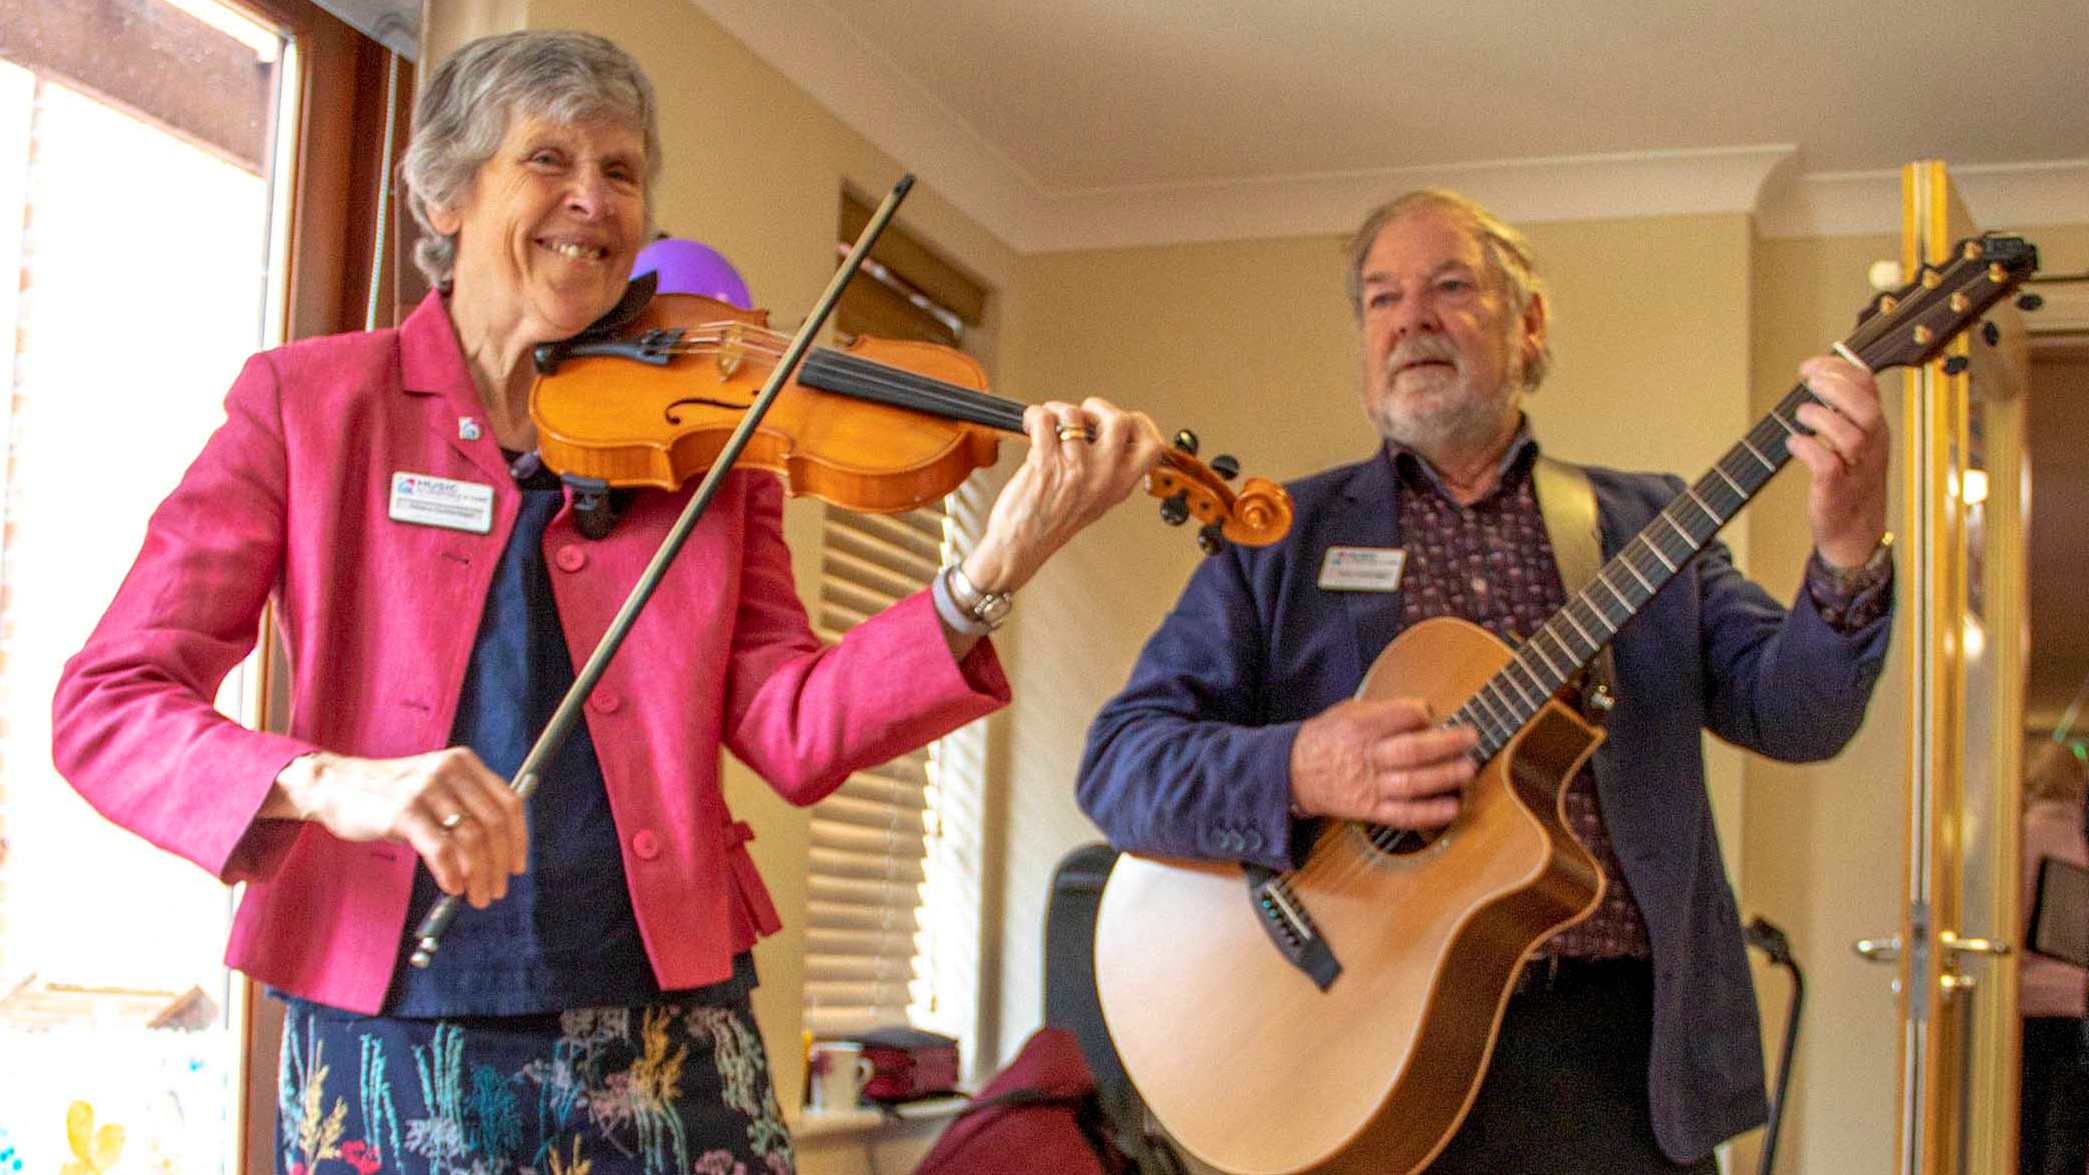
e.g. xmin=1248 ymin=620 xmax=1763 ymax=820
xmin=1245 ymin=865 xmax=1341 ymax=991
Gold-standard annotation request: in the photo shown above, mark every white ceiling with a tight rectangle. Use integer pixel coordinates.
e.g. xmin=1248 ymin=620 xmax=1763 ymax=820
xmin=691 ymin=0 xmax=2089 ymax=252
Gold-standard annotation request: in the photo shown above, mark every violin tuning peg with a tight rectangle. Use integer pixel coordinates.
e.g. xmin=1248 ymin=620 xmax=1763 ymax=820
xmin=1196 ymin=521 xmax=1226 ymax=555
xmin=1159 ymin=494 xmax=1190 ymax=526
xmin=1981 ymin=320 xmax=2001 ymax=347
xmin=1210 ymin=454 xmax=1240 ymax=481
xmin=1942 ymin=355 xmax=1970 ymax=376
xmin=1173 ymin=429 xmax=1200 ymax=456
xmin=2018 ymin=292 xmax=2045 ymax=312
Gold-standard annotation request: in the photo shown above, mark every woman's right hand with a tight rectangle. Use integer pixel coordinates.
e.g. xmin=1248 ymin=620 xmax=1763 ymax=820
xmin=266 ymin=749 xmax=528 ymax=908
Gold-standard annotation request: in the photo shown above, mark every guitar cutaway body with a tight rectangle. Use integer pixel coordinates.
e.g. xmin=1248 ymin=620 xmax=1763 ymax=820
xmin=1095 ymin=616 xmax=1605 ymax=1175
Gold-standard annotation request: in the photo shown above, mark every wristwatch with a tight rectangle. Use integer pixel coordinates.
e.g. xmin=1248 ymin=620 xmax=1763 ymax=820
xmin=941 ymin=564 xmax=1014 ymax=633
xmin=1817 ymin=531 xmax=1894 ymax=594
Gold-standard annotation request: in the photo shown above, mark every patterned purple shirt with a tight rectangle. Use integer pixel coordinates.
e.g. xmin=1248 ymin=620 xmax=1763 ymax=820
xmin=1386 ymin=430 xmax=1890 ymax=959
xmin=1388 ymin=436 xmax=1651 ymax=958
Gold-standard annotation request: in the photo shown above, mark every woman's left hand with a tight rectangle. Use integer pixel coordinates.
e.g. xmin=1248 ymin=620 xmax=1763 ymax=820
xmin=960 ymin=397 xmax=1166 ymax=596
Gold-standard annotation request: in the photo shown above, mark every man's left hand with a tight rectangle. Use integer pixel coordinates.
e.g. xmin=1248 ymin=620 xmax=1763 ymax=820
xmin=1789 ymin=355 xmax=1889 ymax=568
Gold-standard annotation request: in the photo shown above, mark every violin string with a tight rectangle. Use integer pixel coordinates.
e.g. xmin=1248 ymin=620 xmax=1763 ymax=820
xmin=624 ymin=326 xmax=1241 ymax=513
xmin=654 ymin=330 xmax=1032 ymax=430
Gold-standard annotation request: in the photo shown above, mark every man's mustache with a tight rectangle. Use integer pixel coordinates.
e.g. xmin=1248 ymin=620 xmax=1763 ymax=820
xmin=1384 ymin=336 xmax=1460 ymax=380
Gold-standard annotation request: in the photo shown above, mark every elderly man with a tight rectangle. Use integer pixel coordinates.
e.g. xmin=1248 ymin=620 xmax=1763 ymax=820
xmin=1077 ymin=189 xmax=1894 ymax=1172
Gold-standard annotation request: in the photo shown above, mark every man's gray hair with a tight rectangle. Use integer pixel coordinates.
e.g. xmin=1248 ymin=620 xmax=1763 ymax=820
xmin=401 ymin=30 xmax=660 ymax=289
xmin=1345 ymin=189 xmax=1551 ymax=390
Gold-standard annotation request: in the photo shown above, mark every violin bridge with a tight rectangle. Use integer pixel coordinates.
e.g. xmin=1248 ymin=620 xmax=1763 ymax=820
xmin=716 ymin=325 xmax=746 ymax=380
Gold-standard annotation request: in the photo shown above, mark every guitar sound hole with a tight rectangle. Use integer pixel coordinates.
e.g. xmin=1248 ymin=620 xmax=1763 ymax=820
xmin=1366 ymin=825 xmax=1441 ymax=856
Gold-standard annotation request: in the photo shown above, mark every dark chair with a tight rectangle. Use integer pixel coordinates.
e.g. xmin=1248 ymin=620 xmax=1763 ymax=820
xmin=1042 ymin=842 xmax=1185 ymax=1175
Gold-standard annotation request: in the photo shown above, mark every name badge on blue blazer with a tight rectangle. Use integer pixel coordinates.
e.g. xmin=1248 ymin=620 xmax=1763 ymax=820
xmin=1319 ymin=546 xmax=1405 ymax=591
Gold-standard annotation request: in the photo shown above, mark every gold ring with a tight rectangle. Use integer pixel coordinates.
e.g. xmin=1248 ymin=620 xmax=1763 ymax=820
xmin=1057 ymin=423 xmax=1090 ymax=442
xmin=440 ymin=811 xmax=467 ymax=832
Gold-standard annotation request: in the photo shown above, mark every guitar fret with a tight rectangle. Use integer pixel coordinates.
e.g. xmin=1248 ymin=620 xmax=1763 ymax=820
xmin=1459 ymin=705 xmax=1508 ymax=748
xmin=1561 ymin=605 xmax=1597 ymax=650
xmin=1467 ymin=689 xmax=1508 ymax=729
xmin=1739 ymin=437 xmax=1776 ymax=471
xmin=1527 ymin=635 xmax=1567 ymax=679
xmin=1621 ymin=557 xmax=1656 ymax=593
xmin=1767 ymin=408 xmax=1800 ymax=437
xmin=1659 ymin=511 xmax=1693 ymax=546
xmin=1540 ymin=623 xmax=1582 ymax=665
xmin=1498 ymin=665 xmax=1542 ymax=711
xmin=1474 ymin=681 xmax=1516 ymax=728
xmin=1483 ymin=679 xmax=1530 ymax=726
xmin=1596 ymin=569 xmax=1635 ymax=611
xmin=1640 ymin=537 xmax=1678 ymax=573
xmin=1684 ymin=486 xmax=1721 ymax=525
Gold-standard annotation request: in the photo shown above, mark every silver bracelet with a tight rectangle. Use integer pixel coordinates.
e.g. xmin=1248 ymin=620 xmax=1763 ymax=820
xmin=931 ymin=565 xmax=995 ymax=637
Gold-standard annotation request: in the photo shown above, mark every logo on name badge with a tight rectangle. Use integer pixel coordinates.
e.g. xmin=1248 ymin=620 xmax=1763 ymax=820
xmin=1318 ymin=546 xmax=1406 ymax=592
xmin=389 ymin=472 xmax=495 ymax=534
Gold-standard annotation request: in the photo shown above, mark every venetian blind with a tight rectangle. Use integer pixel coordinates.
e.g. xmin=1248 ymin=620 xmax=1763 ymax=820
xmin=803 ymin=504 xmax=952 ymax=1037
xmin=805 ymin=192 xmax=993 ymax=1044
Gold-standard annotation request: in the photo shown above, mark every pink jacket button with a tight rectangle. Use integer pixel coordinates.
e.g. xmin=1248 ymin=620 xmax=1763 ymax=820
xmin=589 ymin=690 xmax=622 ymax=714
xmin=554 ymin=546 xmax=586 ymax=572
xmin=632 ymin=830 xmax=661 ymax=860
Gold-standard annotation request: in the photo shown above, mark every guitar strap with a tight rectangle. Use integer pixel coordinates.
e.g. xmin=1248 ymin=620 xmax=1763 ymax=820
xmin=1531 ymin=453 xmax=1617 ymax=714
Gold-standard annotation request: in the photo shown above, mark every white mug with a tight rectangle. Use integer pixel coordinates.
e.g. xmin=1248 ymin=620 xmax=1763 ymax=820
xmin=808 ymin=1041 xmax=875 ymax=1113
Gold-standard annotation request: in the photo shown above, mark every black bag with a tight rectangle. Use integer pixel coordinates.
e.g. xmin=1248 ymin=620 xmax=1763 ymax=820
xmin=1041 ymin=843 xmax=1185 ymax=1175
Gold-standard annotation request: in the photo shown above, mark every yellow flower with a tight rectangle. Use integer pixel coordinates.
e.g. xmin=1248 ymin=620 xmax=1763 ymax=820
xmin=546 ymin=1135 xmax=592 ymax=1175
xmin=59 ymin=1102 xmax=124 ymax=1175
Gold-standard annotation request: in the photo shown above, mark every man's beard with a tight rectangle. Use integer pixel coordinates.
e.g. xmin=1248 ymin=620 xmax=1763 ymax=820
xmin=1368 ymin=335 xmax=1521 ymax=454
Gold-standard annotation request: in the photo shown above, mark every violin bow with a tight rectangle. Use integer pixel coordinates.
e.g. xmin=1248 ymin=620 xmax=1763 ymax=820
xmin=409 ymin=175 xmax=918 ymax=967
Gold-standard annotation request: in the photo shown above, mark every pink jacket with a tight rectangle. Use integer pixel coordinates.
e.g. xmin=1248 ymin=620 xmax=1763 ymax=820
xmin=53 ymin=293 xmax=1008 ymax=1014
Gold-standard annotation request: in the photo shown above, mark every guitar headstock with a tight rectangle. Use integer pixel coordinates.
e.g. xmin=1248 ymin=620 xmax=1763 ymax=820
xmin=1848 ymin=234 xmax=2039 ymax=372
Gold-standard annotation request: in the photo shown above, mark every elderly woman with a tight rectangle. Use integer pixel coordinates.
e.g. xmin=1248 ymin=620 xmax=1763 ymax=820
xmin=52 ymin=30 xmax=1160 ymax=1175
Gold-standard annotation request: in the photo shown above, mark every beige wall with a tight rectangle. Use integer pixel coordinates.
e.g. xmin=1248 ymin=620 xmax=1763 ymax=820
xmin=428 ymin=6 xmax=2089 ymax=1167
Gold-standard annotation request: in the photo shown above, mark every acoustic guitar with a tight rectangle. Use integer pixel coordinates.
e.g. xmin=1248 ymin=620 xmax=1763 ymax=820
xmin=1092 ymin=234 xmax=2039 ymax=1175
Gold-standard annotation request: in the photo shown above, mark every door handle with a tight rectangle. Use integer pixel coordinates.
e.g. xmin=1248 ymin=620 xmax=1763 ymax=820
xmin=1853 ymin=935 xmax=1902 ymax=963
xmin=1938 ymin=931 xmax=2010 ymax=958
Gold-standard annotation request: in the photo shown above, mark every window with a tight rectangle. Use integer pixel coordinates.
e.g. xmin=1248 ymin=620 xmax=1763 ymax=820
xmin=0 ymin=1 xmax=407 ymax=1171
xmin=803 ymin=195 xmax=992 ymax=1055
xmin=0 ymin=3 xmax=290 ymax=1168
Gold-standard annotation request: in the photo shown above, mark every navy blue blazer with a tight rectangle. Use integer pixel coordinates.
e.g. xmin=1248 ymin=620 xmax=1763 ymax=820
xmin=1077 ymin=445 xmax=1891 ymax=1162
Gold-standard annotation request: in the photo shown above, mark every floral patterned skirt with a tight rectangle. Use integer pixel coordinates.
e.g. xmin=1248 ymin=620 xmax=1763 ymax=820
xmin=275 ymin=995 xmax=794 ymax=1175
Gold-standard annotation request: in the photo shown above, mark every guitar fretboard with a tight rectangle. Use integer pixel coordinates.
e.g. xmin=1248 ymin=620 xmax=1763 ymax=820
xmin=1453 ymin=380 xmax=1821 ymax=763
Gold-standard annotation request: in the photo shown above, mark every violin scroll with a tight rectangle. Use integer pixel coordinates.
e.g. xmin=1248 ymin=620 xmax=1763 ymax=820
xmin=1148 ymin=453 xmax=1294 ymax=550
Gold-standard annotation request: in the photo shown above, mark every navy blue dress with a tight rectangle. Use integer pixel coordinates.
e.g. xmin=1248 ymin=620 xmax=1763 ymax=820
xmin=275 ymin=456 xmax=791 ymax=1175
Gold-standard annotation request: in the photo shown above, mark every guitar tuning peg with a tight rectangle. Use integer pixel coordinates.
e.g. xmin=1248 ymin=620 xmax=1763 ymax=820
xmin=1867 ymin=260 xmax=1904 ymax=292
xmin=1211 ymin=454 xmax=1240 ymax=480
xmin=2018 ymin=293 xmax=2045 ymax=312
xmin=1196 ymin=521 xmax=1226 ymax=555
xmin=1982 ymin=321 xmax=2000 ymax=346
xmin=1943 ymin=355 xmax=1970 ymax=376
xmin=1173 ymin=429 xmax=1200 ymax=455
xmin=1159 ymin=494 xmax=1190 ymax=526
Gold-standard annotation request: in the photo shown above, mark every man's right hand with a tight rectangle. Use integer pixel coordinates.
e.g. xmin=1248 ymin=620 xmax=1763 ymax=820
xmin=1288 ymin=698 xmax=1478 ymax=828
xmin=262 ymin=748 xmax=528 ymax=909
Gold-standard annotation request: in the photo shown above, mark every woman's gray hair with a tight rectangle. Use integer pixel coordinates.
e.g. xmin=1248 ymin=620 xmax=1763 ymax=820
xmin=1345 ymin=188 xmax=1551 ymax=391
xmin=401 ymin=30 xmax=660 ymax=289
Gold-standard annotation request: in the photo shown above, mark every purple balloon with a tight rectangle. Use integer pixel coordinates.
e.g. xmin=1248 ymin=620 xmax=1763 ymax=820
xmin=632 ymin=237 xmax=754 ymax=308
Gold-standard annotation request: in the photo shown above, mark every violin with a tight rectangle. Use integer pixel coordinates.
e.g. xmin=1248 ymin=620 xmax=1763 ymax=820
xmin=528 ymin=287 xmax=1294 ymax=551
